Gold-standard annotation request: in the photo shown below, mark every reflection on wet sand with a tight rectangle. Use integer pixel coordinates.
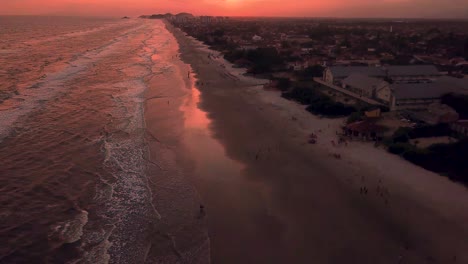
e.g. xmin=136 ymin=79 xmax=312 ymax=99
xmin=180 ymin=78 xmax=284 ymax=263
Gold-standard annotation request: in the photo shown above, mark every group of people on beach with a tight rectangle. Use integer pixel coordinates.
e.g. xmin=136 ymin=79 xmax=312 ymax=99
xmin=358 ymin=178 xmax=391 ymax=206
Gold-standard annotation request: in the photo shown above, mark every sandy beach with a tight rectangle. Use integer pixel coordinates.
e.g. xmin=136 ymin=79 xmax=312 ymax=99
xmin=161 ymin=21 xmax=468 ymax=264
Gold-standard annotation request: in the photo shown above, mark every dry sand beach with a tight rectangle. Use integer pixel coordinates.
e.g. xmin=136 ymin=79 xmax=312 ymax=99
xmin=161 ymin=21 xmax=468 ymax=263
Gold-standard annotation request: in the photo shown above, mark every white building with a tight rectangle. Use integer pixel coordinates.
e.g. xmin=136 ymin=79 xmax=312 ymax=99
xmin=385 ymin=65 xmax=442 ymax=83
xmin=323 ymin=66 xmax=386 ymax=85
xmin=342 ymin=73 xmax=389 ymax=98
xmin=252 ymin=35 xmax=263 ymax=42
xmin=378 ymin=82 xmax=453 ymax=110
xmin=323 ymin=65 xmax=442 ymax=86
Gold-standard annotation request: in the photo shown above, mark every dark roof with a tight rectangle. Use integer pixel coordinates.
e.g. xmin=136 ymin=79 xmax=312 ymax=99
xmin=328 ymin=66 xmax=386 ymax=78
xmin=392 ymin=82 xmax=453 ymax=100
xmin=436 ymin=76 xmax=468 ymax=94
xmin=386 ymin=65 xmax=440 ymax=77
xmin=342 ymin=73 xmax=388 ymax=93
xmin=454 ymin=120 xmax=468 ymax=129
xmin=345 ymin=120 xmax=386 ymax=133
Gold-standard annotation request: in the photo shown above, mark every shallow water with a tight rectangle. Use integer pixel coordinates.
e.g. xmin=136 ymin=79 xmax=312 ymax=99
xmin=0 ymin=17 xmax=209 ymax=263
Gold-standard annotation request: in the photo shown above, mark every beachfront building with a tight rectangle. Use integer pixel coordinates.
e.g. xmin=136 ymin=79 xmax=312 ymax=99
xmin=341 ymin=73 xmax=390 ymax=98
xmin=450 ymin=120 xmax=468 ymax=137
xmin=436 ymin=76 xmax=468 ymax=95
xmin=323 ymin=66 xmax=386 ymax=85
xmin=406 ymin=104 xmax=459 ymax=125
xmin=385 ymin=65 xmax=442 ymax=83
xmin=375 ymin=82 xmax=393 ymax=104
xmin=379 ymin=82 xmax=454 ymax=111
xmin=323 ymin=65 xmax=442 ymax=86
xmin=343 ymin=120 xmax=386 ymax=141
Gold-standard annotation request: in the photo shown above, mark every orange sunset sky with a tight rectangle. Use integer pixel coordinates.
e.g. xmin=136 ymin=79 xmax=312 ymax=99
xmin=0 ymin=0 xmax=467 ymax=18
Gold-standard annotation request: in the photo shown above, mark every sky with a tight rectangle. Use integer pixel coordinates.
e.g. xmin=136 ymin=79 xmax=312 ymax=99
xmin=1 ymin=0 xmax=467 ymax=18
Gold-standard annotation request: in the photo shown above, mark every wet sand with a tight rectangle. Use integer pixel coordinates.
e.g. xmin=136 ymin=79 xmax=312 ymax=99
xmin=142 ymin=24 xmax=210 ymax=263
xmin=164 ymin=21 xmax=468 ymax=264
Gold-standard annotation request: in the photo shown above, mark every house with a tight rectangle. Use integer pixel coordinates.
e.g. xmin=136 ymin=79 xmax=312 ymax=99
xmin=450 ymin=120 xmax=468 ymax=137
xmin=385 ymin=65 xmax=441 ymax=83
xmin=383 ymin=82 xmax=453 ymax=110
xmin=342 ymin=73 xmax=389 ymax=98
xmin=406 ymin=104 xmax=459 ymax=125
xmin=323 ymin=66 xmax=386 ymax=85
xmin=365 ymin=108 xmax=382 ymax=118
xmin=240 ymin=45 xmax=258 ymax=51
xmin=343 ymin=120 xmax=386 ymax=140
xmin=287 ymin=35 xmax=311 ymax=44
xmin=323 ymin=65 xmax=442 ymax=86
xmin=287 ymin=61 xmax=309 ymax=71
xmin=252 ymin=35 xmax=262 ymax=42
xmin=375 ymin=82 xmax=393 ymax=104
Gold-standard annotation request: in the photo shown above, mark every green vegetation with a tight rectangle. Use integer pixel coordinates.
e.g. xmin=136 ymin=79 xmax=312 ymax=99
xmin=282 ymin=86 xmax=356 ymax=117
xmin=391 ymin=124 xmax=452 ymax=143
xmin=246 ymin=47 xmax=284 ymax=74
xmin=387 ymin=140 xmax=468 ymax=184
xmin=224 ymin=49 xmax=245 ymax=62
xmin=295 ymin=65 xmax=324 ymax=80
xmin=441 ymin=93 xmax=468 ymax=119
xmin=346 ymin=112 xmax=364 ymax=124
xmin=274 ymin=78 xmax=291 ymax=92
xmin=224 ymin=47 xmax=284 ymax=74
xmin=384 ymin=125 xmax=468 ymax=185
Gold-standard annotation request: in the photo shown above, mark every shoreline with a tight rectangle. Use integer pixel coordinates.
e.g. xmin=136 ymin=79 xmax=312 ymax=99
xmin=165 ymin=20 xmax=468 ymax=263
xmin=142 ymin=20 xmax=210 ymax=263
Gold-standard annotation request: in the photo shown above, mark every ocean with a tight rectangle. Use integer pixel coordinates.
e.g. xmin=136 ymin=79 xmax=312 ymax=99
xmin=0 ymin=16 xmax=208 ymax=263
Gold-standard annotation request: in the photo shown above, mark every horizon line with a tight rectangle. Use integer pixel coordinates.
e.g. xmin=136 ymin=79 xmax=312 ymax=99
xmin=1 ymin=14 xmax=468 ymax=21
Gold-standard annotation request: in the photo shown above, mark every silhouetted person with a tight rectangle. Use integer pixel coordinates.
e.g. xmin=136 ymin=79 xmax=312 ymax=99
xmin=198 ymin=204 xmax=206 ymax=219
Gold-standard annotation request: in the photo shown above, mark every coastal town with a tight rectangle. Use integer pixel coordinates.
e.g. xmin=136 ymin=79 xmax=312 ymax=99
xmin=142 ymin=13 xmax=468 ymax=185
xmin=2 ymin=1 xmax=468 ymax=261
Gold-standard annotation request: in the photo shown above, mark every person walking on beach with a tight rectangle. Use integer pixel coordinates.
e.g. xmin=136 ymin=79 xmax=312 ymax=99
xmin=198 ymin=204 xmax=206 ymax=219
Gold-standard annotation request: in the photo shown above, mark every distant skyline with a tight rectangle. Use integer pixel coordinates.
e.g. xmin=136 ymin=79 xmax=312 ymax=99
xmin=1 ymin=0 xmax=468 ymax=19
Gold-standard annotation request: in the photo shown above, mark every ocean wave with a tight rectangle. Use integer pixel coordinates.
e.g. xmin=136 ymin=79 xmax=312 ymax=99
xmin=0 ymin=26 xmax=145 ymax=143
xmin=48 ymin=210 xmax=89 ymax=244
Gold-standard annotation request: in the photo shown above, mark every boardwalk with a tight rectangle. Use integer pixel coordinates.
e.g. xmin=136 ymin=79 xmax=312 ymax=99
xmin=313 ymin=77 xmax=385 ymax=106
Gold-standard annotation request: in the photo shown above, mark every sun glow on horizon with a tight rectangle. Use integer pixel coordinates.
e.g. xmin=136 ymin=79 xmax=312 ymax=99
xmin=0 ymin=0 xmax=466 ymax=18
xmin=224 ymin=0 xmax=245 ymax=8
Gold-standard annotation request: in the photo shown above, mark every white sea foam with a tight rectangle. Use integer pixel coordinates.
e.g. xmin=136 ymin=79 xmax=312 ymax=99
xmin=89 ymin=23 xmax=168 ymax=263
xmin=76 ymin=227 xmax=113 ymax=264
xmin=49 ymin=210 xmax=89 ymax=244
